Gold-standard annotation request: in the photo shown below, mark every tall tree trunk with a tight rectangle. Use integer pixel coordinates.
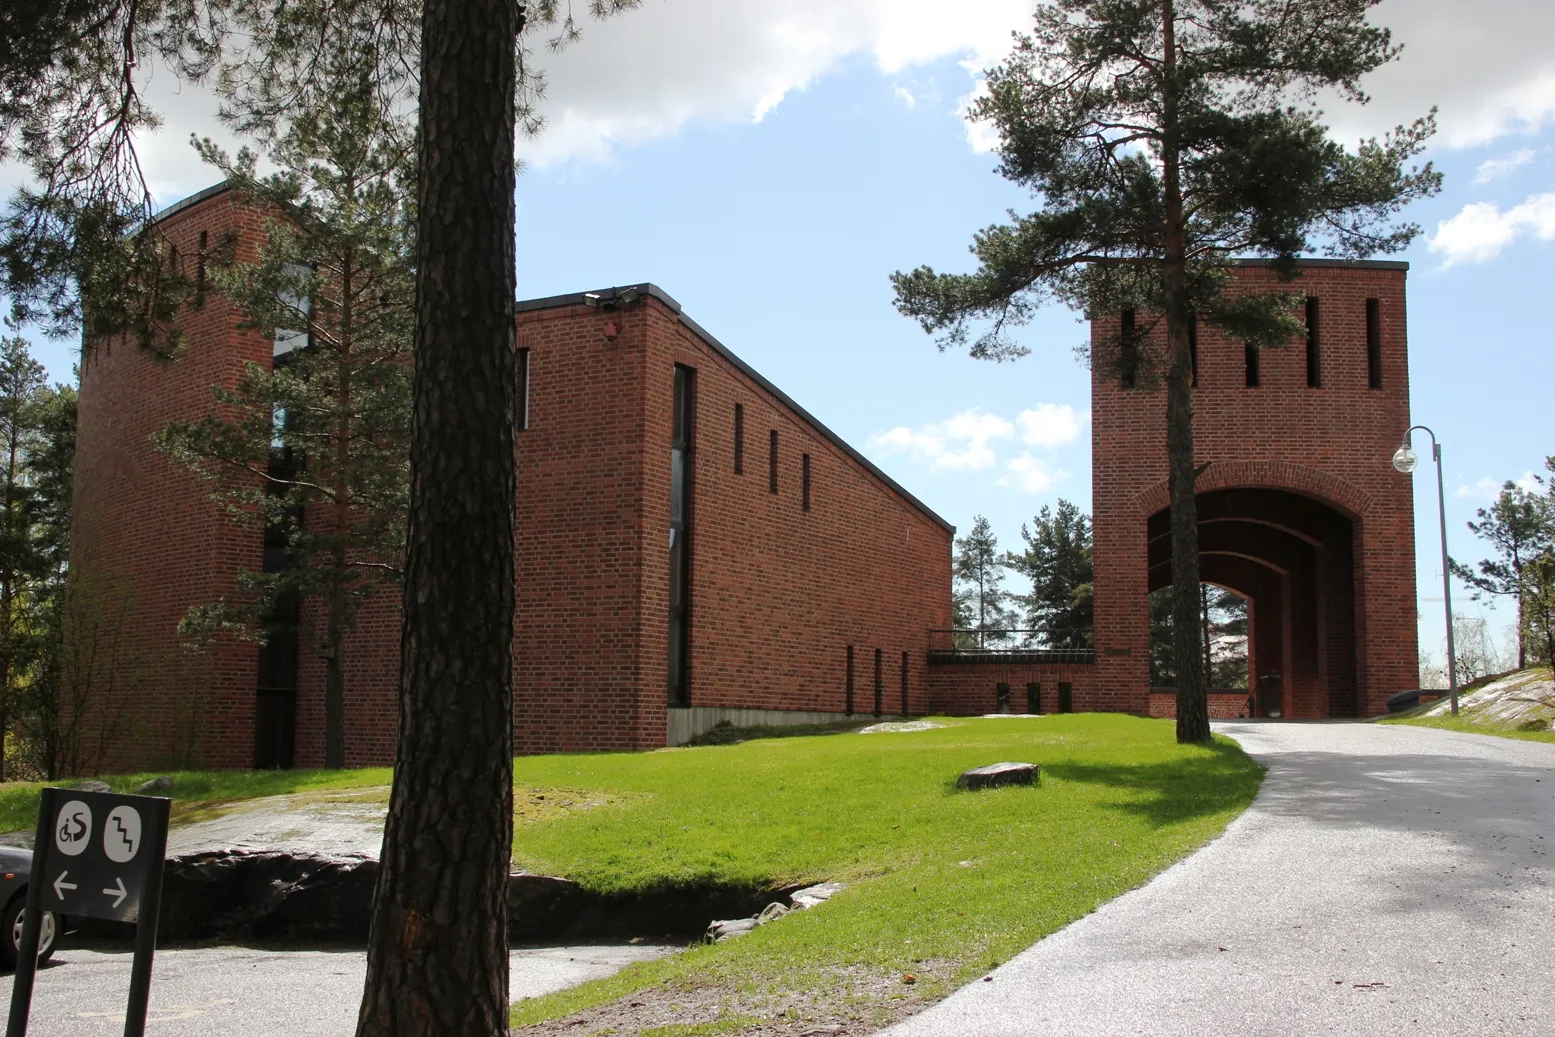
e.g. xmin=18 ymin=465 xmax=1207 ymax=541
xmin=355 ymin=0 xmax=518 ymax=1032
xmin=325 ymin=254 xmax=355 ymax=771
xmin=1161 ymin=0 xmax=1210 ymax=743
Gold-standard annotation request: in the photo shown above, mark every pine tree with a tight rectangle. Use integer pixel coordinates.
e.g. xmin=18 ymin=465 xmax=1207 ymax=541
xmin=1006 ymin=499 xmax=1093 ymax=648
xmin=1451 ymin=480 xmax=1553 ymax=670
xmin=155 ymin=64 xmax=414 ymax=770
xmin=0 ymin=337 xmax=50 ymax=779
xmin=891 ymin=0 xmax=1440 ymax=742
xmin=953 ymin=515 xmax=1015 ymax=647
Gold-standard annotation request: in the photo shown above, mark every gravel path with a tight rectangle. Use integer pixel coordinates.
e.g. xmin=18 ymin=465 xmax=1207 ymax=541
xmin=885 ymin=721 xmax=1555 ymax=1037
xmin=0 ymin=943 xmax=676 ymax=1036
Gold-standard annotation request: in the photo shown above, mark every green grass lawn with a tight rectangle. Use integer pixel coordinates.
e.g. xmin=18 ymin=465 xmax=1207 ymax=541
xmin=0 ymin=766 xmax=391 ymax=834
xmin=505 ymin=714 xmax=1263 ymax=1033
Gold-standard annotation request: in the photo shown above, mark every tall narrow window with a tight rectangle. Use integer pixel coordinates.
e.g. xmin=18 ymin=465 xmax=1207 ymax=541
xmin=769 ymin=429 xmax=779 ymax=494
xmin=517 ymin=348 xmax=530 ymax=431
xmin=1188 ymin=312 xmax=1199 ymax=387
xmin=1305 ymin=296 xmax=1321 ymax=388
xmin=668 ymin=365 xmax=696 ymax=707
xmin=274 ymin=262 xmax=312 ymax=358
xmin=1026 ymin=681 xmax=1042 ymax=714
xmin=196 ymin=230 xmax=208 ymax=304
xmin=845 ymin=645 xmax=855 ymax=714
xmin=1366 ymin=298 xmax=1382 ymax=390
xmin=1244 ymin=342 xmax=1261 ymax=387
xmin=873 ymin=648 xmax=883 ymax=717
xmin=900 ymin=651 xmax=909 ymax=716
xmin=733 ymin=403 xmax=744 ymax=474
xmin=996 ymin=682 xmax=1011 ymax=713
xmin=1120 ymin=308 xmax=1138 ymax=388
xmin=801 ymin=453 xmax=811 ymax=511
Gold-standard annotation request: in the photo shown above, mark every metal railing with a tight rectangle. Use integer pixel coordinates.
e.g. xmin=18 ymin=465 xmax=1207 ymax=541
xmin=927 ymin=629 xmax=1095 ymax=664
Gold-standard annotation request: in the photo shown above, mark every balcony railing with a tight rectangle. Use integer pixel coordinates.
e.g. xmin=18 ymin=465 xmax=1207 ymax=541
xmin=927 ymin=629 xmax=1095 ymax=664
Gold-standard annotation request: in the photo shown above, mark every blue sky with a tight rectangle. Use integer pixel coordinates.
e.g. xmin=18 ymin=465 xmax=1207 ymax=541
xmin=8 ymin=0 xmax=1555 ymax=669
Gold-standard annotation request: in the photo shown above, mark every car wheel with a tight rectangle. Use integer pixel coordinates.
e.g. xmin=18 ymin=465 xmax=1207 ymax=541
xmin=1 ymin=895 xmax=57 ymax=971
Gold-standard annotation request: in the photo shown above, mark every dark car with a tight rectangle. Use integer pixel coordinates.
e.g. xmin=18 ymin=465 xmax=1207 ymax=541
xmin=0 ymin=846 xmax=62 ymax=970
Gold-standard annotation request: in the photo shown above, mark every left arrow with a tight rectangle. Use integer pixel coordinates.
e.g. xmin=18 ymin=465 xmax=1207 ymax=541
xmin=52 ymin=872 xmax=77 ymax=900
xmin=103 ymin=876 xmax=127 ymax=908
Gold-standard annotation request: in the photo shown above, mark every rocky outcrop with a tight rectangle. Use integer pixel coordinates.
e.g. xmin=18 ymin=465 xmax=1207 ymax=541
xmin=703 ymin=881 xmax=845 ymax=943
xmin=76 ymin=850 xmax=809 ymax=945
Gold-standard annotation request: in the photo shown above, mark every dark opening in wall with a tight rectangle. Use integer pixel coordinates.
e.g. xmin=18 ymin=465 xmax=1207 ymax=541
xmin=1188 ymin=312 xmax=1199 ymax=388
xmin=802 ymin=453 xmax=811 ymax=511
xmin=668 ymin=364 xmax=696 ymax=708
xmin=874 ymin=648 xmax=883 ymax=717
xmin=1366 ymin=298 xmax=1382 ymax=390
xmin=1058 ymin=682 xmax=1074 ymax=713
xmin=1244 ymin=342 xmax=1261 ymax=387
xmin=733 ymin=403 xmax=744 ymax=474
xmin=996 ymin=682 xmax=1011 ymax=713
xmin=517 ymin=348 xmax=530 ymax=431
xmin=846 ymin=645 xmax=855 ymax=715
xmin=1027 ymin=682 xmax=1041 ymax=714
xmin=769 ymin=429 xmax=779 ymax=494
xmin=196 ymin=230 xmax=208 ymax=304
xmin=1120 ymin=309 xmax=1138 ymax=388
xmin=1305 ymin=296 xmax=1321 ymax=388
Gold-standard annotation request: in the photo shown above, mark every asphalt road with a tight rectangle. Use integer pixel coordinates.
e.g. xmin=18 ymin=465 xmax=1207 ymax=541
xmin=0 ymin=943 xmax=676 ymax=1036
xmin=885 ymin=721 xmax=1555 ymax=1037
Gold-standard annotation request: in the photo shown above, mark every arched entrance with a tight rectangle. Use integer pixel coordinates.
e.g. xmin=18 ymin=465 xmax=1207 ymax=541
xmin=1146 ymin=488 xmax=1359 ymax=718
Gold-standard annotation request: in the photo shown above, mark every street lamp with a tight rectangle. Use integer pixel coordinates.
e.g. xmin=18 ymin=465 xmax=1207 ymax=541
xmin=1392 ymin=426 xmax=1458 ymax=716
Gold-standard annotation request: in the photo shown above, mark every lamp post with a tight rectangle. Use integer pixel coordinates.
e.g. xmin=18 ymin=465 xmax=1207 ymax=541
xmin=1392 ymin=426 xmax=1458 ymax=716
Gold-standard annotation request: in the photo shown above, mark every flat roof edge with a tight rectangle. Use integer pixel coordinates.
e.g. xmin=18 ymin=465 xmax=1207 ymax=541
xmin=151 ymin=181 xmax=232 ymax=224
xmin=515 ymin=283 xmax=956 ymax=534
xmin=1232 ymin=257 xmax=1409 ymax=271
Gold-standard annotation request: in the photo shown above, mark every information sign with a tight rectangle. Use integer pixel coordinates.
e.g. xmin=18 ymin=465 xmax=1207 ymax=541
xmin=5 ymin=787 xmax=170 ymax=1037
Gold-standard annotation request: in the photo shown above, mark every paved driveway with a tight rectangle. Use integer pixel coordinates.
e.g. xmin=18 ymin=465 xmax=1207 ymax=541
xmin=0 ymin=943 xmax=674 ymax=1036
xmin=887 ymin=721 xmax=1555 ymax=1037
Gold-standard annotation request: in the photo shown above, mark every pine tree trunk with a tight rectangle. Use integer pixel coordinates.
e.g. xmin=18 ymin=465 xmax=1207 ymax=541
xmin=1161 ymin=0 xmax=1210 ymax=743
xmin=354 ymin=0 xmax=518 ymax=1031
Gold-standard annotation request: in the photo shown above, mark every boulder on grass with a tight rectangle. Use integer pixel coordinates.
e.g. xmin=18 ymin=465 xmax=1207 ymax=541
xmin=956 ymin=762 xmax=1039 ymax=791
xmin=73 ymin=780 xmax=112 ymax=793
xmin=135 ymin=775 xmax=175 ymax=795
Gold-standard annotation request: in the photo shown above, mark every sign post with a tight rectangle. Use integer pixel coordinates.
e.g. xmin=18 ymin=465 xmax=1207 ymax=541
xmin=5 ymin=788 xmax=170 ymax=1037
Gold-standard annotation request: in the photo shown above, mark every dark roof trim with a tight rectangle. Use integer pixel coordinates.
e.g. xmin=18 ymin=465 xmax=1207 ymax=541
xmin=516 ymin=283 xmax=956 ymax=534
xmin=1233 ymin=257 xmax=1409 ymax=271
xmin=151 ymin=181 xmax=232 ymax=225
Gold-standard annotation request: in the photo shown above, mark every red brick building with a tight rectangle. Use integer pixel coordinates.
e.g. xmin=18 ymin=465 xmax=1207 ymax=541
xmin=1090 ymin=261 xmax=1418 ymax=719
xmin=71 ymin=188 xmax=1416 ymax=770
xmin=74 ymin=186 xmax=977 ymax=770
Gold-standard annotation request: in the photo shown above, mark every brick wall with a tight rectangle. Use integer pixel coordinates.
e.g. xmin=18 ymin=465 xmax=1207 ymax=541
xmin=1090 ymin=262 xmax=1419 ymax=718
xmin=72 ymin=186 xmax=272 ymax=771
xmin=926 ymin=662 xmax=1095 ymax=715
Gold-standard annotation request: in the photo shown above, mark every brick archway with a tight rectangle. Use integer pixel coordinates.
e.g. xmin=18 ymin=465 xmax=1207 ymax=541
xmin=1131 ymin=460 xmax=1374 ymax=522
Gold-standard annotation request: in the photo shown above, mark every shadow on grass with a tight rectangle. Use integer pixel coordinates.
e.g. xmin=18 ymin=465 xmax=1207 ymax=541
xmin=682 ymin=720 xmax=876 ymax=747
xmin=1042 ymin=741 xmax=1264 ymax=828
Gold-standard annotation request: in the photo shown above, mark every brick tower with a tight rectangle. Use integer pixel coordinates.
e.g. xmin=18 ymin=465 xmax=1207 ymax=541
xmin=1090 ymin=260 xmax=1419 ymax=719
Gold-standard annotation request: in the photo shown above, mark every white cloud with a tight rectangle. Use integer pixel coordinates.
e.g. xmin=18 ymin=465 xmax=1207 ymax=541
xmin=1427 ymin=192 xmax=1555 ymax=267
xmin=1474 ymin=148 xmax=1537 ymax=184
xmin=893 ymin=85 xmax=916 ymax=109
xmin=998 ymin=454 xmax=1068 ymax=494
xmin=868 ymin=407 xmax=1013 ymax=471
xmin=517 ymin=0 xmax=1035 ymax=166
xmin=1458 ymin=472 xmax=1542 ymax=499
xmin=1015 ymin=403 xmax=1085 ymax=448
xmin=1456 ymin=476 xmax=1501 ymax=499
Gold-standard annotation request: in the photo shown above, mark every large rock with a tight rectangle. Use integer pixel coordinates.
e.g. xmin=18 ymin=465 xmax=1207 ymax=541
xmin=135 ymin=776 xmax=175 ymax=795
xmin=74 ymin=849 xmax=807 ymax=946
xmin=72 ymin=780 xmax=113 ymax=793
xmin=957 ymin=762 xmax=1039 ymax=791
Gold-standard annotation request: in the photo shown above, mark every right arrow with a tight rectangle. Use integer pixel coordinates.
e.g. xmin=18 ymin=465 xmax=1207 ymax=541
xmin=52 ymin=871 xmax=76 ymax=900
xmin=103 ymin=876 xmax=127 ymax=909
